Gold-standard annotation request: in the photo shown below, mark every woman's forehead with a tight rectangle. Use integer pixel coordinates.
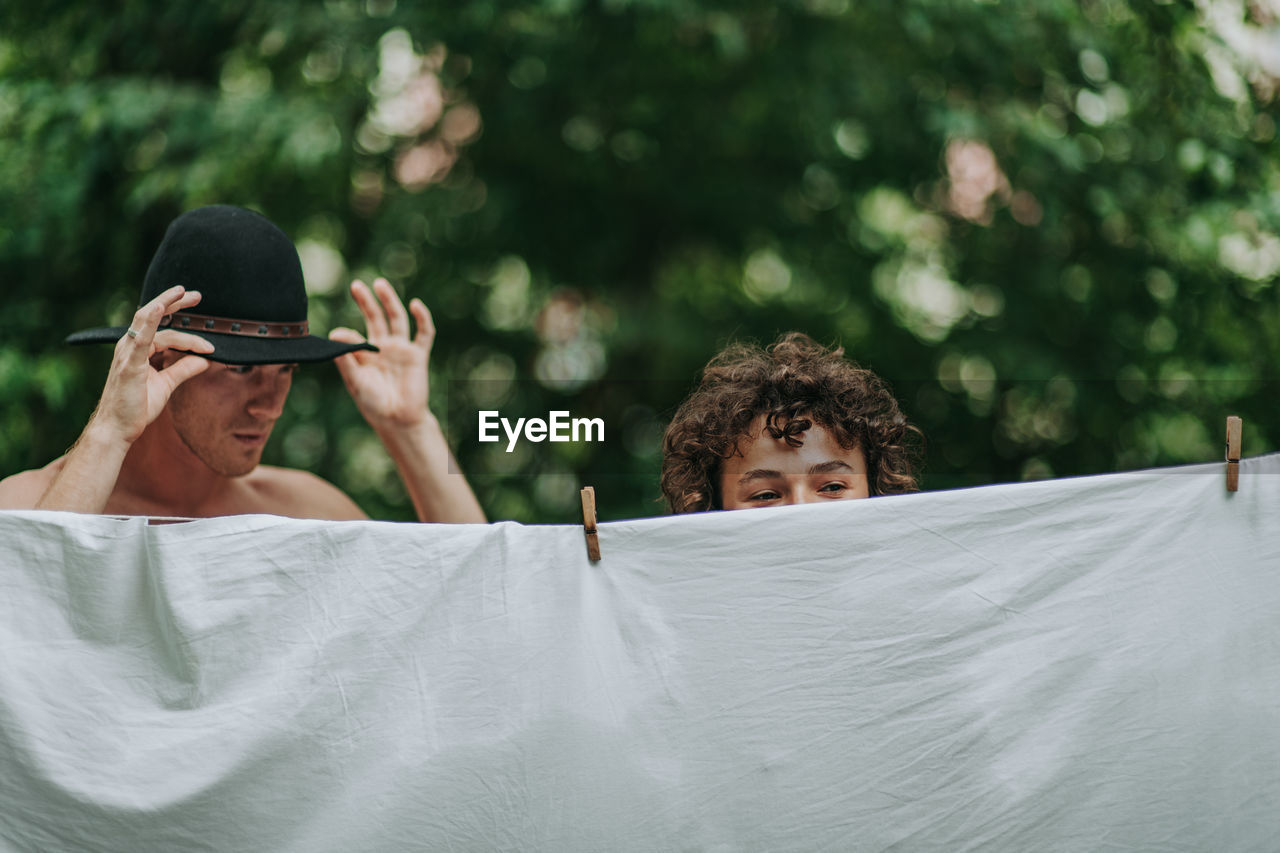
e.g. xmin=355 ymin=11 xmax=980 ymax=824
xmin=728 ymin=422 xmax=863 ymax=471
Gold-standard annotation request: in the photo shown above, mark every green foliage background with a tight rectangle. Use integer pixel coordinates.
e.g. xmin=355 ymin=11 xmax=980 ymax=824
xmin=2 ymin=0 xmax=1278 ymax=522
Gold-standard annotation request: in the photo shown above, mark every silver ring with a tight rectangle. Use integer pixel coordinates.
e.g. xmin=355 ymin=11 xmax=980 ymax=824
xmin=125 ymin=328 xmax=140 ymax=339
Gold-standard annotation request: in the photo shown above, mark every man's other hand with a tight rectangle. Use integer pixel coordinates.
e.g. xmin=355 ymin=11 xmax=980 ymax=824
xmin=329 ymin=277 xmax=434 ymax=432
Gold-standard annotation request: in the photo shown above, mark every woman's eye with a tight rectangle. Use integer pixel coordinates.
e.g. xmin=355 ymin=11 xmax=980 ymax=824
xmin=819 ymin=482 xmax=847 ymax=494
xmin=749 ymin=491 xmax=781 ymax=501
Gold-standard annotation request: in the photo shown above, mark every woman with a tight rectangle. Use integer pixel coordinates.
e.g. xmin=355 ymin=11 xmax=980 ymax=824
xmin=661 ymin=333 xmax=922 ymax=512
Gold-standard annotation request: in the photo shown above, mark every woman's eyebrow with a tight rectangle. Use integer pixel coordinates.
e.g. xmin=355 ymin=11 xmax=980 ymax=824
xmin=737 ymin=460 xmax=855 ymax=484
xmin=736 ymin=469 xmax=784 ymax=484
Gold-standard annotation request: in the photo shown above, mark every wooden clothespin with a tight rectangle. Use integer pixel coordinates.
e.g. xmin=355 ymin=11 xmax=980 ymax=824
xmin=580 ymin=485 xmax=601 ymax=561
xmin=1225 ymin=415 xmax=1242 ymax=492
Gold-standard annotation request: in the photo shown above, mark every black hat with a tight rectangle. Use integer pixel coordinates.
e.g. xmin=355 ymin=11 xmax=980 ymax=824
xmin=66 ymin=205 xmax=377 ymax=365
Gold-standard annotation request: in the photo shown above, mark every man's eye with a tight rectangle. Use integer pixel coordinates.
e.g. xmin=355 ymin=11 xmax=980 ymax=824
xmin=282 ymin=363 xmax=299 ymax=374
xmin=228 ymin=365 xmax=253 ymax=375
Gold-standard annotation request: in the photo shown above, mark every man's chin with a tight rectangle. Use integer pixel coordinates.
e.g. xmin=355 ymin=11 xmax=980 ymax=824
xmin=203 ymin=450 xmax=265 ymax=478
xmin=172 ymin=420 xmax=272 ymax=476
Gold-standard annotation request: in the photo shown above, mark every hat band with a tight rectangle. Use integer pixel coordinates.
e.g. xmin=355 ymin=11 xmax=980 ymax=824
xmin=159 ymin=311 xmax=310 ymax=339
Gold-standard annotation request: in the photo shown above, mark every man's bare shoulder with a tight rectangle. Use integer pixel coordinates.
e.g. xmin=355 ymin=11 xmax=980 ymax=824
xmin=241 ymin=465 xmax=368 ymax=521
xmin=0 ymin=459 xmax=66 ymax=510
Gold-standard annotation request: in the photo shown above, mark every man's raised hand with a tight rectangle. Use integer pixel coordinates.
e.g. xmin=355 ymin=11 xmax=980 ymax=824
xmin=328 ymin=277 xmax=434 ymax=432
xmin=328 ymin=277 xmax=485 ymax=523
xmin=89 ymin=285 xmax=215 ymax=447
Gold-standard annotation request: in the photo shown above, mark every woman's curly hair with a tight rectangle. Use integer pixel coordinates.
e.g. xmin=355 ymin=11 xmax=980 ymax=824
xmin=660 ymin=333 xmax=922 ymax=513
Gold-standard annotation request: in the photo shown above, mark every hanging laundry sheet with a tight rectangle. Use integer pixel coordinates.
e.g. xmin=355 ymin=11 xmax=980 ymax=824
xmin=1 ymin=455 xmax=1278 ymax=852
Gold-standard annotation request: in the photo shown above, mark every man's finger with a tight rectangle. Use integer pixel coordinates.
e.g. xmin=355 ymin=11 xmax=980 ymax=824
xmin=373 ymin=278 xmax=410 ymax=338
xmin=349 ymin=280 xmax=390 ymax=340
xmin=139 ymin=284 xmax=192 ymax=330
xmin=147 ymin=284 xmax=187 ymax=310
xmin=330 ymin=328 xmax=374 ymax=367
xmin=121 ymin=298 xmax=173 ymax=358
xmin=121 ymin=287 xmax=203 ymax=361
xmin=157 ymin=354 xmax=210 ymax=393
xmin=150 ymin=289 xmax=204 ymax=346
xmin=329 ymin=326 xmax=367 ymax=344
xmin=409 ymin=298 xmax=436 ymax=351
xmin=167 ymin=288 xmax=203 ymax=314
xmin=153 ymin=329 xmax=215 ymax=354
xmin=330 ymin=352 xmax=363 ymax=393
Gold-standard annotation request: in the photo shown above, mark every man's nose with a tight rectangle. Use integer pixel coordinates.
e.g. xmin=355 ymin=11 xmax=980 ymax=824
xmin=246 ymin=374 xmax=290 ymax=419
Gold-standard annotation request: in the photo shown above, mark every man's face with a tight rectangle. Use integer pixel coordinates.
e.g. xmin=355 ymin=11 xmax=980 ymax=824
xmin=718 ymin=415 xmax=870 ymax=510
xmin=164 ymin=359 xmax=297 ymax=477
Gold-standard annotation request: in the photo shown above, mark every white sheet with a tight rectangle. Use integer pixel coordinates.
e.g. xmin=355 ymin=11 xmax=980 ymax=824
xmin=2 ymin=456 xmax=1278 ymax=851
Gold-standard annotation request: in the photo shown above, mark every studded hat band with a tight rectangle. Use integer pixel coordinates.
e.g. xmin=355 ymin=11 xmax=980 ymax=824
xmin=159 ymin=311 xmax=309 ymax=339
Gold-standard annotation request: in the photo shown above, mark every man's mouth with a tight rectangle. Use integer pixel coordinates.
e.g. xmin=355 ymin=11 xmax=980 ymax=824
xmin=233 ymin=432 xmax=268 ymax=447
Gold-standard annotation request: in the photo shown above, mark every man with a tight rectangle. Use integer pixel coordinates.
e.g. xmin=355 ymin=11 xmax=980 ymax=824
xmin=660 ymin=332 xmax=921 ymax=513
xmin=0 ymin=205 xmax=485 ymax=522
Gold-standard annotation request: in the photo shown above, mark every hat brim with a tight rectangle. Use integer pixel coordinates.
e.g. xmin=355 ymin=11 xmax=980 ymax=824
xmin=66 ymin=327 xmax=378 ymax=365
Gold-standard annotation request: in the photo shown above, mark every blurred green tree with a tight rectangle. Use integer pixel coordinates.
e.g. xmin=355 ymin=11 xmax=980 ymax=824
xmin=2 ymin=0 xmax=1277 ymax=521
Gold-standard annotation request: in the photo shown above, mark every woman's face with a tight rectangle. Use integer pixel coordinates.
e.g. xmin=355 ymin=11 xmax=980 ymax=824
xmin=718 ymin=416 xmax=869 ymax=510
